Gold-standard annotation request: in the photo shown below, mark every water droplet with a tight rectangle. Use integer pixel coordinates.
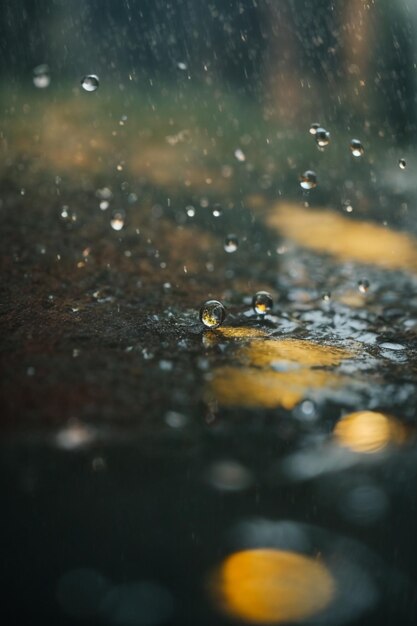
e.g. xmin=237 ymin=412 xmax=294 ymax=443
xmin=99 ymin=200 xmax=109 ymax=211
xmin=309 ymin=122 xmax=320 ymax=135
xmin=315 ymin=127 xmax=330 ymax=148
xmin=177 ymin=61 xmax=188 ymax=71
xmin=212 ymin=204 xmax=223 ymax=218
xmin=299 ymin=170 xmax=317 ymax=190
xmin=322 ymin=291 xmax=331 ymax=302
xmin=234 ymin=148 xmax=246 ymax=162
xmin=350 ymin=139 xmax=364 ymax=157
xmin=60 ymin=206 xmax=77 ymax=223
xmin=293 ymin=399 xmax=318 ymax=422
xmin=81 ymin=74 xmax=99 ymax=92
xmin=186 ymin=205 xmax=195 ymax=217
xmin=224 ymin=234 xmax=239 ymax=253
xmin=358 ymin=278 xmax=370 ymax=294
xmin=199 ymin=300 xmax=226 ymax=329
xmin=252 ymin=291 xmax=273 ymax=315
xmin=33 ymin=64 xmax=50 ymax=88
xmin=110 ymin=211 xmax=125 ymax=231
xmin=165 ymin=411 xmax=188 ymax=428
xmin=159 ymin=360 xmax=173 ymax=372
xmin=206 ymin=460 xmax=253 ymax=491
xmin=96 ymin=187 xmax=112 ymax=200
xmin=399 ymin=158 xmax=406 ymax=170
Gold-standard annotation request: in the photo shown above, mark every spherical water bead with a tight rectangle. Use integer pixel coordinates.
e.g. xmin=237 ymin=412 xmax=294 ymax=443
xmin=212 ymin=204 xmax=223 ymax=218
xmin=110 ymin=211 xmax=125 ymax=231
xmin=350 ymin=139 xmax=364 ymax=157
xmin=315 ymin=127 xmax=330 ymax=148
xmin=33 ymin=64 xmax=50 ymax=88
xmin=399 ymin=158 xmax=406 ymax=170
xmin=224 ymin=234 xmax=239 ymax=253
xmin=252 ymin=291 xmax=273 ymax=315
xmin=309 ymin=123 xmax=320 ymax=135
xmin=299 ymin=170 xmax=317 ymax=190
xmin=322 ymin=291 xmax=331 ymax=302
xmin=358 ymin=279 xmax=370 ymax=294
xmin=81 ymin=74 xmax=99 ymax=92
xmin=199 ymin=300 xmax=226 ymax=329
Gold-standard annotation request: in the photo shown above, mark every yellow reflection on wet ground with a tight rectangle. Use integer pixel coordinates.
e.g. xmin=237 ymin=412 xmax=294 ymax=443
xmin=208 ymin=335 xmax=352 ymax=409
xmin=242 ymin=338 xmax=351 ymax=368
xmin=211 ymin=366 xmax=345 ymax=410
xmin=334 ymin=411 xmax=407 ymax=454
xmin=218 ymin=327 xmax=267 ymax=339
xmin=267 ymin=204 xmax=417 ymax=273
xmin=210 ymin=549 xmax=335 ymax=624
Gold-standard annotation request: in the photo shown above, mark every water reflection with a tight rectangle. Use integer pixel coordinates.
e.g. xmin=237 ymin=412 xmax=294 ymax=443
xmin=211 ymin=549 xmax=335 ymax=624
xmin=334 ymin=411 xmax=407 ymax=454
xmin=208 ymin=335 xmax=352 ymax=409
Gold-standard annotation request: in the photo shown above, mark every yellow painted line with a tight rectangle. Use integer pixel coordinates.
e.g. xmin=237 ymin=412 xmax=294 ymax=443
xmin=267 ymin=203 xmax=417 ymax=272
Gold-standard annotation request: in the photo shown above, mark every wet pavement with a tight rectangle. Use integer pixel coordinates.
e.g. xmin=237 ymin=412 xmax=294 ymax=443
xmin=1 ymin=87 xmax=417 ymax=625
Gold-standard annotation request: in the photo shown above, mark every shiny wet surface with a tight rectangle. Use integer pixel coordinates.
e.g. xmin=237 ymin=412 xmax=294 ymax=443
xmin=1 ymin=86 xmax=417 ymax=625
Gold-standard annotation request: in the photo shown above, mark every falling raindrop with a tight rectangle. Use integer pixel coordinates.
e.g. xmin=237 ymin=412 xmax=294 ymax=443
xmin=212 ymin=204 xmax=223 ymax=218
xmin=252 ymin=291 xmax=273 ymax=315
xmin=224 ymin=234 xmax=239 ymax=253
xmin=299 ymin=170 xmax=317 ymax=190
xmin=234 ymin=148 xmax=246 ymax=162
xmin=110 ymin=211 xmax=125 ymax=231
xmin=309 ymin=123 xmax=320 ymax=135
xmin=399 ymin=158 xmax=406 ymax=170
xmin=81 ymin=74 xmax=99 ymax=92
xmin=186 ymin=205 xmax=195 ymax=217
xmin=199 ymin=300 xmax=226 ymax=329
xmin=177 ymin=61 xmax=188 ymax=71
xmin=358 ymin=279 xmax=370 ymax=294
xmin=33 ymin=64 xmax=50 ymax=88
xmin=315 ymin=128 xmax=330 ymax=148
xmin=350 ymin=139 xmax=364 ymax=157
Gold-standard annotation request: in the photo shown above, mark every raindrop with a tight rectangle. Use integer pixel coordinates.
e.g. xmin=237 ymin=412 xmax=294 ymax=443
xmin=358 ymin=279 xmax=370 ymax=294
xmin=224 ymin=234 xmax=239 ymax=253
xmin=99 ymin=200 xmax=109 ymax=211
xmin=164 ymin=411 xmax=188 ymax=428
xmin=206 ymin=460 xmax=253 ymax=491
xmin=309 ymin=122 xmax=320 ymax=135
xmin=315 ymin=127 xmax=330 ymax=148
xmin=350 ymin=139 xmax=364 ymax=157
xmin=33 ymin=64 xmax=50 ymax=88
xmin=212 ymin=204 xmax=223 ymax=218
xmin=110 ymin=211 xmax=125 ymax=231
xmin=299 ymin=170 xmax=317 ymax=190
xmin=234 ymin=148 xmax=246 ymax=162
xmin=252 ymin=291 xmax=273 ymax=315
xmin=399 ymin=158 xmax=406 ymax=170
xmin=96 ymin=187 xmax=112 ymax=200
xmin=186 ymin=205 xmax=195 ymax=217
xmin=199 ymin=300 xmax=226 ymax=329
xmin=322 ymin=291 xmax=331 ymax=302
xmin=177 ymin=61 xmax=188 ymax=71
xmin=81 ymin=74 xmax=99 ymax=92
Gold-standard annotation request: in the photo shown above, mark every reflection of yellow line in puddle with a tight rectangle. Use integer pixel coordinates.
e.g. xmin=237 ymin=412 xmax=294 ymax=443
xmin=334 ymin=411 xmax=407 ymax=454
xmin=210 ymin=366 xmax=346 ymax=410
xmin=210 ymin=549 xmax=335 ymax=624
xmin=241 ymin=338 xmax=352 ymax=367
xmin=267 ymin=203 xmax=417 ymax=272
xmin=209 ymin=336 xmax=353 ymax=409
xmin=218 ymin=327 xmax=267 ymax=339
